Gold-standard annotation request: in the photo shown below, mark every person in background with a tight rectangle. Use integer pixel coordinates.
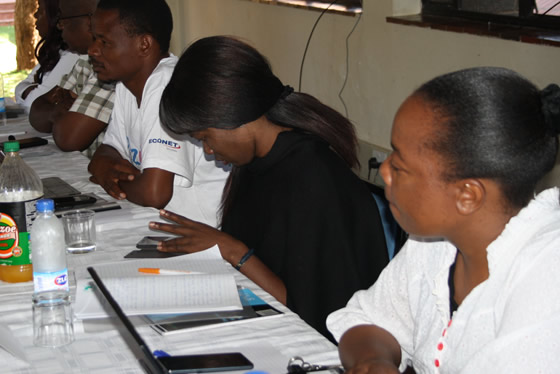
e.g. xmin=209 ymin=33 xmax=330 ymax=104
xmin=326 ymin=67 xmax=560 ymax=373
xmin=15 ymin=0 xmax=79 ymax=112
xmin=29 ymin=0 xmax=114 ymax=153
xmin=87 ymin=0 xmax=228 ymax=228
xmin=150 ymin=36 xmax=389 ymax=341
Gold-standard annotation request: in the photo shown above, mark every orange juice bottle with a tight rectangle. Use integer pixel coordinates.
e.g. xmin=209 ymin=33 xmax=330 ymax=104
xmin=0 ymin=141 xmax=43 ymax=282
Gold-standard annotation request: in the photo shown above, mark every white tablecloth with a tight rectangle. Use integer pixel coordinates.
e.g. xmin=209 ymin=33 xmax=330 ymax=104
xmin=0 ymin=117 xmax=340 ymax=373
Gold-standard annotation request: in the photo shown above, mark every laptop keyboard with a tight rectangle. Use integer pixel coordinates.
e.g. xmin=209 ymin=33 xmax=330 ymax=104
xmin=41 ymin=177 xmax=81 ymax=199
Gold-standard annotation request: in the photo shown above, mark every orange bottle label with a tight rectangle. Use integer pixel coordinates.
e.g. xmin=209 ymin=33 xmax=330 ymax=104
xmin=0 ymin=201 xmax=34 ymax=267
xmin=0 ymin=213 xmax=19 ymax=259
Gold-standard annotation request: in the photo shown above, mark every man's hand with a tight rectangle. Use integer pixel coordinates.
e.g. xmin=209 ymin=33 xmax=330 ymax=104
xmin=29 ymin=86 xmax=77 ymax=133
xmin=88 ymin=144 xmax=140 ymax=200
xmin=49 ymin=87 xmax=77 ymax=123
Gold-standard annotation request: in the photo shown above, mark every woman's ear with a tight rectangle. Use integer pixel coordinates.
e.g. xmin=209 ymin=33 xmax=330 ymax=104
xmin=455 ymin=179 xmax=485 ymax=216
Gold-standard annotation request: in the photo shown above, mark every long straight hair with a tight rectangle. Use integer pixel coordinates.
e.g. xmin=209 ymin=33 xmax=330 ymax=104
xmin=35 ymin=0 xmax=65 ymax=83
xmin=160 ymin=36 xmax=359 ymax=218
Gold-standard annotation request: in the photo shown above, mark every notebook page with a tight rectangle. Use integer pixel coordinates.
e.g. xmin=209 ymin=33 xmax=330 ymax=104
xmin=74 ymin=245 xmax=242 ymax=319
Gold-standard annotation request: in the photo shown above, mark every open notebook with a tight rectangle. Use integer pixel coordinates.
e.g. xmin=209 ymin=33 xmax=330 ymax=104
xmin=87 ymin=267 xmax=254 ymax=374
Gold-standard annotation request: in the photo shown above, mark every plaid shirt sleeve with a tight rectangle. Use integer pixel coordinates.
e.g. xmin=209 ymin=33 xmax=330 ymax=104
xmin=60 ymin=57 xmax=116 ymax=124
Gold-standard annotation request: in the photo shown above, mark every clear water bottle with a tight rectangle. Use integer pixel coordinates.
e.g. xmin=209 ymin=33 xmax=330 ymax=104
xmin=0 ymin=141 xmax=43 ymax=283
xmin=0 ymin=73 xmax=7 ymax=126
xmin=31 ymin=199 xmax=68 ymax=293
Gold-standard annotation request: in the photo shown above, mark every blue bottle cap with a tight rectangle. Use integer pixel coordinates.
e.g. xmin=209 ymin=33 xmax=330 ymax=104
xmin=36 ymin=199 xmax=55 ymax=212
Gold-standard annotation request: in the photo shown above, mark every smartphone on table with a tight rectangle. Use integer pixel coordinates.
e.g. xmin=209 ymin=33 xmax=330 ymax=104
xmin=158 ymin=352 xmax=253 ymax=373
xmin=136 ymin=236 xmax=173 ymax=250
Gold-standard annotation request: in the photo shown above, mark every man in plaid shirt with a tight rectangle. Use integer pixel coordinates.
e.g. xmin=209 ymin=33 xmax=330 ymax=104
xmin=29 ymin=0 xmax=115 ymax=153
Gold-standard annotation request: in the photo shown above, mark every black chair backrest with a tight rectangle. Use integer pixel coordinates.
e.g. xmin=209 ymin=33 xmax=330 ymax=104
xmin=365 ymin=181 xmax=408 ymax=259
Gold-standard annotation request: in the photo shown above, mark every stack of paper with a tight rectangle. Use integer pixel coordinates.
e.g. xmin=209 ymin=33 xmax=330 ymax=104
xmin=74 ymin=245 xmax=242 ymax=319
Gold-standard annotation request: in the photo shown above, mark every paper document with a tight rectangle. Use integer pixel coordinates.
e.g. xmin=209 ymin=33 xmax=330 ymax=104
xmin=74 ymin=245 xmax=242 ymax=319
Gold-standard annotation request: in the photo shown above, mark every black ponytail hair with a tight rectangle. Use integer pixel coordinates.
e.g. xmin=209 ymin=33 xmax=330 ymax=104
xmin=416 ymin=67 xmax=560 ymax=209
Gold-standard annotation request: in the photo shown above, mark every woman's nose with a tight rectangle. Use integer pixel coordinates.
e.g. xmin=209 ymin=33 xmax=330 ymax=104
xmin=202 ymin=142 xmax=214 ymax=155
xmin=380 ymin=158 xmax=391 ymax=187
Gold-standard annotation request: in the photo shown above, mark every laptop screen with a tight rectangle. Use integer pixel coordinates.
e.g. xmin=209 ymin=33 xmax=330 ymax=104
xmin=86 ymin=267 xmax=254 ymax=374
xmin=87 ymin=267 xmax=166 ymax=374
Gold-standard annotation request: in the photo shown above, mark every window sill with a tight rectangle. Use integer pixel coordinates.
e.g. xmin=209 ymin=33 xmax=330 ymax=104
xmin=386 ymin=14 xmax=560 ymax=47
xmin=245 ymin=0 xmax=361 ymax=16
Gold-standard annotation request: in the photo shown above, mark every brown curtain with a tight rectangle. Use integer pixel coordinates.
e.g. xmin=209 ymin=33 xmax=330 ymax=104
xmin=14 ymin=0 xmax=38 ymax=70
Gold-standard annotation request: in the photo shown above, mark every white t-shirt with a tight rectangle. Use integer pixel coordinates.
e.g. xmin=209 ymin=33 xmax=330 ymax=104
xmin=103 ymin=55 xmax=229 ymax=227
xmin=15 ymin=50 xmax=80 ymax=112
xmin=327 ymin=188 xmax=560 ymax=374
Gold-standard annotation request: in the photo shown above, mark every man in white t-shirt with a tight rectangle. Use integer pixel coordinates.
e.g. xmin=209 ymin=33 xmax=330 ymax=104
xmin=87 ymin=0 xmax=229 ymax=227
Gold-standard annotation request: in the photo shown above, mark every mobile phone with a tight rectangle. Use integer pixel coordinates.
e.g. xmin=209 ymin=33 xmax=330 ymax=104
xmin=136 ymin=236 xmax=172 ymax=250
xmin=3 ymin=137 xmax=48 ymax=149
xmin=124 ymin=250 xmax=184 ymax=259
xmin=52 ymin=194 xmax=97 ymax=209
xmin=158 ymin=352 xmax=253 ymax=373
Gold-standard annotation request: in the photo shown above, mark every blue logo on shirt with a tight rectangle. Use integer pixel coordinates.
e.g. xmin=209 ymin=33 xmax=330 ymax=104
xmin=149 ymin=138 xmax=181 ymax=150
xmin=127 ymin=137 xmax=142 ymax=166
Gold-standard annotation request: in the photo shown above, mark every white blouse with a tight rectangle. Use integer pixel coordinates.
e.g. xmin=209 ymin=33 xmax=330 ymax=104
xmin=15 ymin=50 xmax=79 ymax=112
xmin=327 ymin=188 xmax=560 ymax=374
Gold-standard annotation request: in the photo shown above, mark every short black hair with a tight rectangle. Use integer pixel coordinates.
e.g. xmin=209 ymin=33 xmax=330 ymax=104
xmin=416 ymin=67 xmax=560 ymax=209
xmin=96 ymin=0 xmax=172 ymax=53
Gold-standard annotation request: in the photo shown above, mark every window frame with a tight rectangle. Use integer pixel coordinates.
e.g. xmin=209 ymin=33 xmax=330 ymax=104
xmin=422 ymin=0 xmax=560 ymax=30
xmin=246 ymin=0 xmax=362 ymax=15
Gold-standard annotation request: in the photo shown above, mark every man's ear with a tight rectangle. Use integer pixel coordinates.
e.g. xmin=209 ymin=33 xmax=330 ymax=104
xmin=455 ymin=179 xmax=485 ymax=216
xmin=137 ymin=34 xmax=154 ymax=57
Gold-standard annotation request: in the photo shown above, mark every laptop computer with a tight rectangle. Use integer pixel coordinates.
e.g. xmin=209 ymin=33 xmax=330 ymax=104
xmin=86 ymin=267 xmax=254 ymax=374
xmin=42 ymin=177 xmax=121 ymax=215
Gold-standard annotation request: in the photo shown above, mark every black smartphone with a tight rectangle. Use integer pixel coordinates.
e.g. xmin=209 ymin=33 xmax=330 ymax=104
xmin=124 ymin=250 xmax=184 ymax=259
xmin=136 ymin=236 xmax=173 ymax=250
xmin=158 ymin=352 xmax=253 ymax=373
xmin=52 ymin=194 xmax=97 ymax=209
xmin=4 ymin=137 xmax=48 ymax=149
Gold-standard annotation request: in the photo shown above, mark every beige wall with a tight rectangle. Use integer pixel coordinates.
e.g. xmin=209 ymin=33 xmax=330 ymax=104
xmin=166 ymin=0 xmax=560 ymax=186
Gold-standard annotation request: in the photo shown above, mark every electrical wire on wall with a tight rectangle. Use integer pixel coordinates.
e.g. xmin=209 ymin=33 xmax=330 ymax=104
xmin=298 ymin=0 xmax=364 ymax=117
xmin=339 ymin=5 xmax=362 ymax=117
xmin=542 ymin=1 xmax=560 ymax=15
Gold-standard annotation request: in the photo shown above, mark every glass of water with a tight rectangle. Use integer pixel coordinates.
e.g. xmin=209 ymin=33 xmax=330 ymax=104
xmin=62 ymin=209 xmax=96 ymax=253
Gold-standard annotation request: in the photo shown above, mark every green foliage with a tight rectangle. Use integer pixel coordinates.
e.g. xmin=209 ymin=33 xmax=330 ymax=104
xmin=0 ymin=26 xmax=31 ymax=98
xmin=0 ymin=25 xmax=16 ymax=45
xmin=2 ymin=70 xmax=31 ymax=99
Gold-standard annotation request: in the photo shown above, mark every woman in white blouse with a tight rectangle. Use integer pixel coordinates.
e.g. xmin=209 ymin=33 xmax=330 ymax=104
xmin=15 ymin=0 xmax=78 ymax=112
xmin=327 ymin=67 xmax=560 ymax=374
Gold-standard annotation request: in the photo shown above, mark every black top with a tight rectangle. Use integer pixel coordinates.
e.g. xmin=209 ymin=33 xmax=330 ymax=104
xmin=221 ymin=131 xmax=389 ymax=341
xmin=448 ymin=261 xmax=459 ymax=315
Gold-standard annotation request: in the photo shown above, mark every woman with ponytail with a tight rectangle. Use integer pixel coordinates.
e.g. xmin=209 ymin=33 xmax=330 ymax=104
xmin=327 ymin=67 xmax=560 ymax=373
xmin=151 ymin=36 xmax=390 ymax=341
xmin=15 ymin=0 xmax=79 ymax=112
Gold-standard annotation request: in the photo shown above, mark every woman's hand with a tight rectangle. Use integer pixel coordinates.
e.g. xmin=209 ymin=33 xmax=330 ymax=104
xmin=152 ymin=210 xmax=288 ymax=304
xmin=338 ymin=325 xmax=402 ymax=374
xmin=149 ymin=209 xmax=248 ymax=265
xmin=344 ymin=359 xmax=400 ymax=374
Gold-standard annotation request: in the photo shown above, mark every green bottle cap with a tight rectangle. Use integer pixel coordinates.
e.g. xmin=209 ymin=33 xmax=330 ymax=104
xmin=3 ymin=141 xmax=20 ymax=152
